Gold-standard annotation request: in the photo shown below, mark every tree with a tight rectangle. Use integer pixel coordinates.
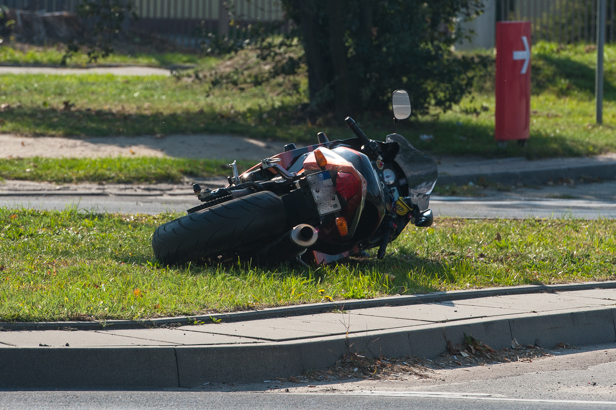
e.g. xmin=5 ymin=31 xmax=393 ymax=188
xmin=282 ymin=0 xmax=486 ymax=120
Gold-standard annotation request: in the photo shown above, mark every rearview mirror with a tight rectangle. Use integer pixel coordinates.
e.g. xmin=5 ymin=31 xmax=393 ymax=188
xmin=392 ymin=89 xmax=411 ymax=120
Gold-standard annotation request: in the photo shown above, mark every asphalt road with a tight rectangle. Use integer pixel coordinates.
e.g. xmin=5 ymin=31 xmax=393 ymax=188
xmin=2 ymin=343 xmax=616 ymax=409
xmin=1 ymin=193 xmax=615 ymax=219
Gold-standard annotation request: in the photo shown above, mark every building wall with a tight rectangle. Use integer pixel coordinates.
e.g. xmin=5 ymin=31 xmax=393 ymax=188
xmin=132 ymin=0 xmax=282 ymax=21
xmin=457 ymin=0 xmax=497 ymax=50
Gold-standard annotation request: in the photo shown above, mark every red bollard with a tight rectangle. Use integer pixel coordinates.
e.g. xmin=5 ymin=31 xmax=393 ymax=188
xmin=495 ymin=22 xmax=532 ymax=142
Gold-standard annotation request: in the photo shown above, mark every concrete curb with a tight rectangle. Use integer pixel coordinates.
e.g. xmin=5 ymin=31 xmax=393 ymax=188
xmin=438 ymin=161 xmax=616 ymax=187
xmin=2 ymin=281 xmax=615 ymax=332
xmin=2 ymin=306 xmax=614 ymax=388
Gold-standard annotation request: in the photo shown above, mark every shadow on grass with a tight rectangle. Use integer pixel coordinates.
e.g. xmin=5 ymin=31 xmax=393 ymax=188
xmin=115 ymin=248 xmax=447 ymax=296
xmin=534 ymin=54 xmax=616 ymax=100
xmin=0 ymin=104 xmax=316 ymax=143
xmin=406 ymin=117 xmax=604 ymax=159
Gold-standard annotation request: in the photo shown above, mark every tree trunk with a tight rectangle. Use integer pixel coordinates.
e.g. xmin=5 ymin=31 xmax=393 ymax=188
xmin=326 ymin=0 xmax=352 ymax=120
xmin=297 ymin=0 xmax=328 ymax=105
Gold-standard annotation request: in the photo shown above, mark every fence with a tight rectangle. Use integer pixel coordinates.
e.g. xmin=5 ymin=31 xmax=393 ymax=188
xmin=4 ymin=0 xmax=614 ymax=47
xmin=500 ymin=0 xmax=616 ymax=43
xmin=1 ymin=0 xmax=287 ymax=47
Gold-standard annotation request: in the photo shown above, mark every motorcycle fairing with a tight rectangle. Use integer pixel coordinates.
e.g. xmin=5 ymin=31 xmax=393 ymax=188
xmin=311 ymin=247 xmax=361 ymax=265
xmin=239 ymin=141 xmax=331 ymax=177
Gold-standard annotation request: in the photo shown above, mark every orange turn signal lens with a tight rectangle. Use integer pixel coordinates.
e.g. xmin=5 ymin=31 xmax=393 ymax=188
xmin=336 ymin=217 xmax=348 ymax=236
xmin=314 ymin=149 xmax=328 ymax=169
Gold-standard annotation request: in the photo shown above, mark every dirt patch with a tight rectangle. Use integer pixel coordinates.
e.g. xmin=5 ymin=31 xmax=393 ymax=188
xmin=286 ymin=338 xmax=554 ymax=385
xmin=0 ymin=133 xmax=295 ymax=161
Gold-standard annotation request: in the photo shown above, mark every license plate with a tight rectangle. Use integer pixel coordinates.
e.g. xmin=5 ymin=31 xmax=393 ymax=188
xmin=307 ymin=171 xmax=341 ymax=215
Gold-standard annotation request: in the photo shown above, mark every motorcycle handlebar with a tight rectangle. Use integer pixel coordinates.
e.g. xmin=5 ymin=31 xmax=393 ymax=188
xmin=345 ymin=117 xmax=370 ymax=146
xmin=345 ymin=117 xmax=380 ymax=158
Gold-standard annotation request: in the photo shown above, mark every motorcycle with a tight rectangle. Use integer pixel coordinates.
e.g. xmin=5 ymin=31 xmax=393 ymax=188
xmin=152 ymin=90 xmax=438 ymax=265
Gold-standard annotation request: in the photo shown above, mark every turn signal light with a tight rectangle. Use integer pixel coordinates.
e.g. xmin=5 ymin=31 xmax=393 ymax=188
xmin=314 ymin=149 xmax=328 ymax=169
xmin=336 ymin=217 xmax=348 ymax=236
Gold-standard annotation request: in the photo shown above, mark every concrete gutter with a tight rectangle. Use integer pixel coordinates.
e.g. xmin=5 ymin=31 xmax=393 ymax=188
xmin=437 ymin=153 xmax=616 ymax=187
xmin=1 ymin=285 xmax=616 ymax=388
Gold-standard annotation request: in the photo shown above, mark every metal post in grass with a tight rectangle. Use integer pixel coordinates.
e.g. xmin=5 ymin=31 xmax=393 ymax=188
xmin=596 ymin=0 xmax=607 ymax=124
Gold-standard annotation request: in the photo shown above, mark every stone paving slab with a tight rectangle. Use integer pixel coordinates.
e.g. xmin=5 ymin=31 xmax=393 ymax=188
xmin=562 ymin=289 xmax=616 ymax=302
xmin=0 ymin=330 xmax=176 ymax=348
xmin=284 ymin=312 xmax=429 ymax=334
xmin=181 ymin=314 xmax=425 ymax=341
xmin=454 ymin=292 xmax=616 ymax=312
xmin=351 ymin=302 xmax=526 ymax=322
xmin=99 ymin=328 xmax=263 ymax=346
xmin=181 ymin=321 xmax=321 ymax=341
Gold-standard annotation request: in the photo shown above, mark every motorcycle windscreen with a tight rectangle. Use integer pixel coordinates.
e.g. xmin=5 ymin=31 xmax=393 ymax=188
xmin=386 ymin=133 xmax=438 ymax=211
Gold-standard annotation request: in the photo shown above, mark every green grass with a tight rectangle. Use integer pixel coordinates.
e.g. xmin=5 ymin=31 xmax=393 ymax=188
xmin=0 ymin=157 xmax=253 ymax=183
xmin=0 ymin=41 xmax=614 ymax=160
xmin=1 ymin=208 xmax=615 ymax=322
xmin=0 ymin=72 xmax=310 ymax=142
xmin=0 ymin=43 xmax=219 ymax=68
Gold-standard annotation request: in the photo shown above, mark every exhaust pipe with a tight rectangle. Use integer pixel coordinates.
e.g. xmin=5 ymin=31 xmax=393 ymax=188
xmin=290 ymin=224 xmax=318 ymax=248
xmin=257 ymin=224 xmax=318 ymax=263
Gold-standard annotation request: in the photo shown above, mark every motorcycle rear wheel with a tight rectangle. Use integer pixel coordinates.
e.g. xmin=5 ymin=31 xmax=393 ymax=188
xmin=152 ymin=191 xmax=287 ymax=264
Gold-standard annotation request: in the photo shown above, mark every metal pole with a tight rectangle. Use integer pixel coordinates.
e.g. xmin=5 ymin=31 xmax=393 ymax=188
xmin=610 ymin=0 xmax=616 ymax=43
xmin=584 ymin=0 xmax=590 ymax=44
xmin=596 ymin=0 xmax=606 ymax=124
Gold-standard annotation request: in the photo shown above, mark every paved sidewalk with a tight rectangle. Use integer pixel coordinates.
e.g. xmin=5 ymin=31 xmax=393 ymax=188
xmin=1 ymin=283 xmax=616 ymax=388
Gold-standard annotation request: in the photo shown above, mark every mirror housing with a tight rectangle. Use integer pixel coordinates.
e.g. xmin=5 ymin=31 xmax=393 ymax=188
xmin=414 ymin=209 xmax=433 ymax=227
xmin=392 ymin=89 xmax=411 ymax=120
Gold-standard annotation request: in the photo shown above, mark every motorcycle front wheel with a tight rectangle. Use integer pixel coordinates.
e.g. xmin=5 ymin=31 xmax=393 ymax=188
xmin=152 ymin=191 xmax=288 ymax=264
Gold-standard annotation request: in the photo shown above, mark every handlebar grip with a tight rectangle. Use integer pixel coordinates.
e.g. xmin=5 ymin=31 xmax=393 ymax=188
xmin=345 ymin=117 xmax=371 ymax=146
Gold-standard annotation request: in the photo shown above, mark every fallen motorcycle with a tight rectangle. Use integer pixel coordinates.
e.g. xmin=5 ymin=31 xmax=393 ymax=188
xmin=152 ymin=90 xmax=438 ymax=265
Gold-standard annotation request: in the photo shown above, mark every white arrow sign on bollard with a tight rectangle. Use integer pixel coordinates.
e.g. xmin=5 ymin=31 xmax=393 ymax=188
xmin=513 ymin=36 xmax=530 ymax=75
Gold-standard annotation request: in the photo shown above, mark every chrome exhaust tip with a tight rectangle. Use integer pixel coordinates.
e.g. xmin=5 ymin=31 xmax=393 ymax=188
xmin=290 ymin=224 xmax=318 ymax=248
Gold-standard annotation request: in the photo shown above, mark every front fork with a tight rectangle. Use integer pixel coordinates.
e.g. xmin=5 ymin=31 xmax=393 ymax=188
xmin=376 ymin=201 xmax=433 ymax=259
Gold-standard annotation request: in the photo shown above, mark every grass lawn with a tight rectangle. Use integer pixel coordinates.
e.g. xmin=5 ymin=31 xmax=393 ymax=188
xmin=1 ymin=208 xmax=615 ymax=322
xmin=0 ymin=157 xmax=253 ymax=183
xmin=0 ymin=42 xmax=219 ymax=68
xmin=0 ymin=42 xmax=613 ymax=159
xmin=0 ymin=41 xmax=614 ymax=184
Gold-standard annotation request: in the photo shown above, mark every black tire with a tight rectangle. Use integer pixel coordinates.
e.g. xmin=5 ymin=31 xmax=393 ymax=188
xmin=152 ymin=191 xmax=288 ymax=264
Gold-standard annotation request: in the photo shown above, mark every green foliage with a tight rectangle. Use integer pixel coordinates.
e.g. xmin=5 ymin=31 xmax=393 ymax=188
xmin=532 ymin=1 xmax=596 ymax=43
xmin=0 ymin=5 xmax=14 ymax=42
xmin=194 ymin=19 xmax=289 ymax=57
xmin=62 ymin=0 xmax=138 ymax=65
